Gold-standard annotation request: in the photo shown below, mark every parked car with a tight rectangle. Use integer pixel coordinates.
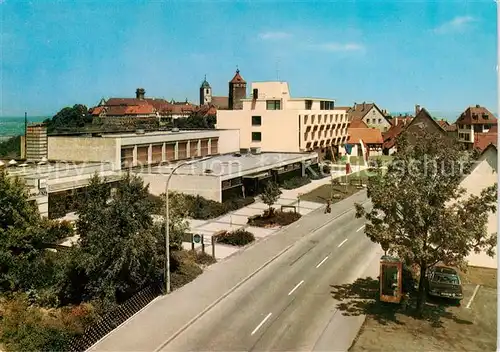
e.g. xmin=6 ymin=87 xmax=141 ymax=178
xmin=426 ymin=266 xmax=464 ymax=302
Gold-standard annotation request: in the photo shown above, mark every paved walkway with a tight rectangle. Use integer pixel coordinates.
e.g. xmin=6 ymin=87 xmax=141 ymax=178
xmin=183 ymin=165 xmax=367 ymax=260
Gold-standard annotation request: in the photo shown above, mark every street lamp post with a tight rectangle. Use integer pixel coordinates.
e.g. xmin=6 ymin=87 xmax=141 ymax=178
xmin=164 ymin=157 xmax=210 ymax=294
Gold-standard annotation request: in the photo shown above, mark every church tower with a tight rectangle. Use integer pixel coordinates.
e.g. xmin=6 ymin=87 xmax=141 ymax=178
xmin=199 ymin=75 xmax=212 ymax=105
xmin=228 ymin=68 xmax=246 ymax=110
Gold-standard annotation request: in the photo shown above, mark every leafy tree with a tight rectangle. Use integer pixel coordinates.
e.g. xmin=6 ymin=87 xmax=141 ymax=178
xmin=261 ymin=182 xmax=282 ymax=216
xmin=75 ymin=173 xmax=169 ymax=303
xmin=0 ymin=135 xmax=21 ymax=158
xmin=173 ymin=112 xmax=216 ymax=129
xmin=355 ymin=131 xmax=497 ymax=315
xmin=44 ymin=104 xmax=92 ymax=134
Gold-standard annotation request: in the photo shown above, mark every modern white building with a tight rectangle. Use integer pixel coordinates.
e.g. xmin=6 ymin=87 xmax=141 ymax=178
xmin=48 ymin=129 xmax=240 ymax=170
xmin=216 ymin=81 xmax=349 ymax=160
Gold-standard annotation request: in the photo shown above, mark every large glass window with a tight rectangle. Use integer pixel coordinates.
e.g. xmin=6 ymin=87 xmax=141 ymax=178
xmin=266 ymin=100 xmax=281 ymax=110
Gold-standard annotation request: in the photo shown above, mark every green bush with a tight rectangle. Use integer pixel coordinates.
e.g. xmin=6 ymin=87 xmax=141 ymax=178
xmin=248 ymin=210 xmax=302 ymax=228
xmin=0 ymin=294 xmax=96 ymax=352
xmin=282 ymin=176 xmax=311 ymax=190
xmin=190 ymin=250 xmax=217 ymax=266
xmin=169 ymin=192 xmax=255 ymax=220
xmin=214 ymin=229 xmax=255 ymax=247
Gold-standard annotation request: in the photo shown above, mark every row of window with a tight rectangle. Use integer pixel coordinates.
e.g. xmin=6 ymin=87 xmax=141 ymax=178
xmin=366 ymin=118 xmax=383 ymax=124
xmin=458 ymin=132 xmax=471 ymax=141
xmin=304 ymin=129 xmax=347 ymax=140
xmin=303 ymin=114 xmax=346 ymax=124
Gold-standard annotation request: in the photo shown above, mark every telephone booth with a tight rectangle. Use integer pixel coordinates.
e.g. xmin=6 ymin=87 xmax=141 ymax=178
xmin=379 ymin=255 xmax=403 ymax=303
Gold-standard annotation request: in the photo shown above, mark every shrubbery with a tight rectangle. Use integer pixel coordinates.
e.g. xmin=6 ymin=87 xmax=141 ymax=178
xmin=248 ymin=210 xmax=301 ymax=228
xmin=282 ymin=176 xmax=311 ymax=190
xmin=0 ymin=294 xmax=97 ymax=352
xmin=169 ymin=193 xmax=255 ymax=220
xmin=214 ymin=229 xmax=255 ymax=247
xmin=169 ymin=251 xmax=203 ymax=290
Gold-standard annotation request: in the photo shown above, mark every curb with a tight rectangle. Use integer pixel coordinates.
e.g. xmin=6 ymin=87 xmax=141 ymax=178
xmin=153 ymin=196 xmax=371 ymax=351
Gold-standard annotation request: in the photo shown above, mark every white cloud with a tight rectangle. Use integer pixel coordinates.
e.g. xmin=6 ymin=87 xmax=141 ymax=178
xmin=434 ymin=16 xmax=476 ymax=34
xmin=259 ymin=31 xmax=292 ymax=40
xmin=313 ymin=42 xmax=365 ymax=52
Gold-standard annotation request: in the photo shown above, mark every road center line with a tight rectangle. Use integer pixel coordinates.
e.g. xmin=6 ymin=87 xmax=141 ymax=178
xmin=356 ymin=225 xmax=365 ymax=232
xmin=338 ymin=239 xmax=348 ymax=248
xmin=316 ymin=256 xmax=329 ymax=268
xmin=466 ymin=284 xmax=480 ymax=309
xmin=251 ymin=313 xmax=272 ymax=336
xmin=288 ymin=280 xmax=305 ymax=296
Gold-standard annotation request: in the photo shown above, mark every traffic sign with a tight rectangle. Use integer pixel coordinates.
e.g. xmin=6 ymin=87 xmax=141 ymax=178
xmin=193 ymin=234 xmax=202 ymax=244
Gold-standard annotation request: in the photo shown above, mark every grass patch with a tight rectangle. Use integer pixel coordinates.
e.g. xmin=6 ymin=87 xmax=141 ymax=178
xmin=214 ymin=229 xmax=255 ymax=247
xmin=346 ymin=267 xmax=497 ymax=352
xmin=248 ymin=210 xmax=301 ymax=228
xmin=282 ymin=176 xmax=312 ymax=190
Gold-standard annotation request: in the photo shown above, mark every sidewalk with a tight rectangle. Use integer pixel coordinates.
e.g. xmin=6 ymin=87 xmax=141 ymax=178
xmin=184 ymin=165 xmax=368 ymax=259
xmin=89 ymin=190 xmax=369 ymax=352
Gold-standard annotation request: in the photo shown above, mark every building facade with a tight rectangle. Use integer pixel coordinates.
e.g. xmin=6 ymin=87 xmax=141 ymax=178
xmin=216 ymin=81 xmax=349 ymax=160
xmin=48 ymin=129 xmax=240 ymax=170
xmin=348 ymin=102 xmax=392 ymax=132
xmin=456 ymin=105 xmax=497 ymax=149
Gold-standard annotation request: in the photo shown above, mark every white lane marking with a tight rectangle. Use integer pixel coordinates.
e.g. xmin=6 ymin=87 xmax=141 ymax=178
xmin=316 ymin=256 xmax=329 ymax=268
xmin=338 ymin=239 xmax=348 ymax=248
xmin=288 ymin=280 xmax=305 ymax=296
xmin=356 ymin=225 xmax=365 ymax=232
xmin=466 ymin=284 xmax=480 ymax=309
xmin=251 ymin=312 xmax=273 ymax=336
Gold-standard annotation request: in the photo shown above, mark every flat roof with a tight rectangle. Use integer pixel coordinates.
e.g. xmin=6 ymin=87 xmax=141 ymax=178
xmin=146 ymin=152 xmax=317 ymax=179
xmin=100 ymin=129 xmax=223 ymax=138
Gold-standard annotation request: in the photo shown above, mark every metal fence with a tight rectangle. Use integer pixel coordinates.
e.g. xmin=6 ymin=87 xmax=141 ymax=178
xmin=67 ymin=281 xmax=164 ymax=352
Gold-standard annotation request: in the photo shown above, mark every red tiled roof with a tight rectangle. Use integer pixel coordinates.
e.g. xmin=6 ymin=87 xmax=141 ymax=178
xmin=349 ymin=120 xmax=368 ymax=128
xmin=348 ymin=103 xmax=375 ymax=121
xmin=211 ymin=96 xmax=229 ymax=109
xmin=456 ymin=105 xmax=497 ymax=125
xmin=383 ymin=117 xmax=412 ymax=149
xmin=436 ymin=119 xmax=450 ymax=129
xmin=105 ymin=98 xmax=150 ymax=106
xmin=347 ymin=127 xmax=383 ymax=144
xmin=335 ymin=106 xmax=351 ymax=111
xmin=91 ymin=106 xmax=105 ymax=116
xmin=474 ymin=132 xmax=498 ymax=153
xmin=447 ymin=123 xmax=457 ymax=132
xmin=230 ymin=69 xmax=246 ymax=84
xmin=390 ymin=116 xmax=413 ymax=126
xmin=124 ymin=105 xmax=155 ymax=115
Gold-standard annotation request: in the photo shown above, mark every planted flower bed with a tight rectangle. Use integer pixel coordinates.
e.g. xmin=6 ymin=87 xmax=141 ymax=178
xmin=247 ymin=209 xmax=301 ymax=228
xmin=214 ymin=229 xmax=255 ymax=247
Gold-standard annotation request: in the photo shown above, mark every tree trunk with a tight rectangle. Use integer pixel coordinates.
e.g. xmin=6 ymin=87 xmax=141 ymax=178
xmin=416 ymin=265 xmax=427 ymax=316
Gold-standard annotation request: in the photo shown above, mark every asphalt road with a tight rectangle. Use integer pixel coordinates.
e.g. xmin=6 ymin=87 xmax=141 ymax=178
xmin=158 ymin=204 xmax=383 ymax=352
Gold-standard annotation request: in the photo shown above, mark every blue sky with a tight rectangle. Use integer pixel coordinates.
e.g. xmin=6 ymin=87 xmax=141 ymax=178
xmin=0 ymin=0 xmax=497 ymax=120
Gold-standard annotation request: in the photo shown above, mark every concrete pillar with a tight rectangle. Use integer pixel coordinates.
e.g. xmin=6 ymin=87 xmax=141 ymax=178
xmin=162 ymin=142 xmax=166 ymax=162
xmin=175 ymin=142 xmax=179 ymax=160
xmin=133 ymin=145 xmax=138 ymax=166
xmin=187 ymin=140 xmax=191 ymax=158
xmin=301 ymin=161 xmax=306 ymax=177
xmin=197 ymin=139 xmax=201 ymax=157
xmin=208 ymin=138 xmax=212 ymax=155
xmin=148 ymin=144 xmax=153 ymax=165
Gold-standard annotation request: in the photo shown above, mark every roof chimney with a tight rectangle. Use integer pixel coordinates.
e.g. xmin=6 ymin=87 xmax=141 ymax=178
xmin=362 ymin=102 xmax=366 ymax=110
xmin=475 ymin=104 xmax=480 ymax=108
xmin=136 ymin=88 xmax=145 ymax=100
xmin=354 ymin=102 xmax=357 ymax=109
xmin=415 ymin=104 xmax=421 ymax=116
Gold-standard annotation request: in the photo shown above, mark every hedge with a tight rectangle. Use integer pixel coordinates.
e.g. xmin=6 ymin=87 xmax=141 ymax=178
xmin=169 ymin=193 xmax=255 ymax=220
xmin=214 ymin=229 xmax=255 ymax=247
xmin=282 ymin=176 xmax=311 ymax=190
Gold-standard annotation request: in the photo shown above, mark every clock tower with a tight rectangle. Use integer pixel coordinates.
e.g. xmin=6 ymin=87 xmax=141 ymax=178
xmin=228 ymin=68 xmax=247 ymax=110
